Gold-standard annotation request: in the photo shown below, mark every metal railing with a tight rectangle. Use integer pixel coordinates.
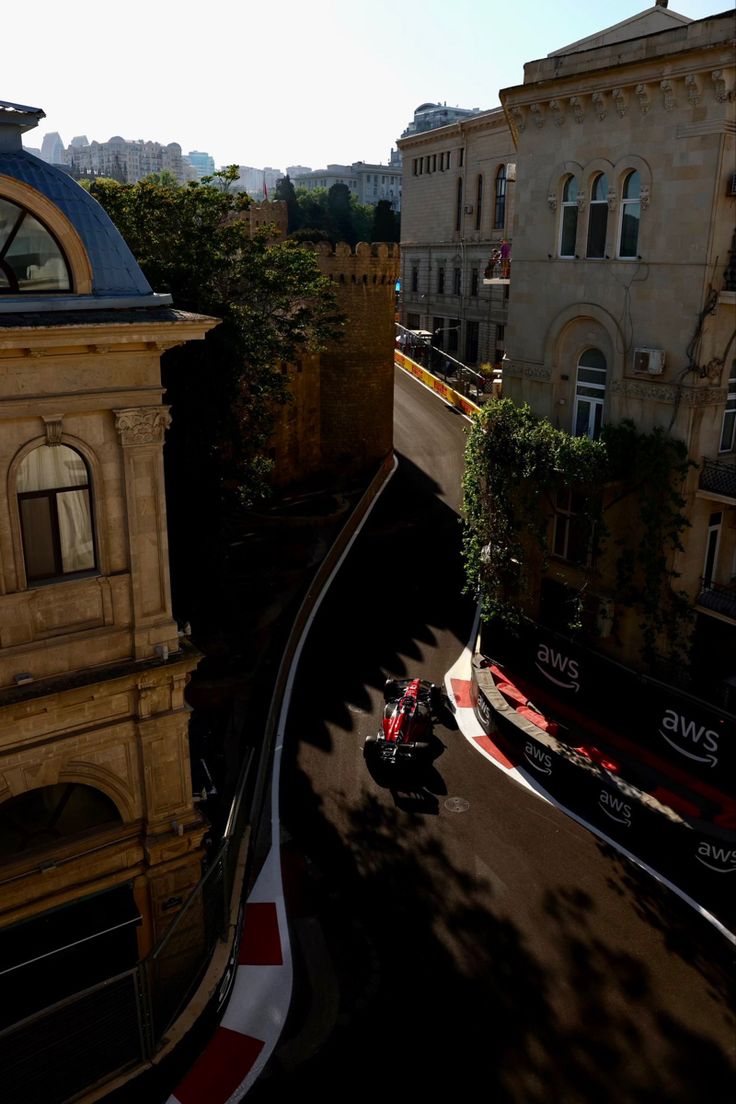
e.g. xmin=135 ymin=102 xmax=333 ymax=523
xmin=699 ymin=456 xmax=736 ymax=500
xmin=395 ymin=325 xmax=498 ymax=405
xmin=697 ymin=578 xmax=736 ymax=620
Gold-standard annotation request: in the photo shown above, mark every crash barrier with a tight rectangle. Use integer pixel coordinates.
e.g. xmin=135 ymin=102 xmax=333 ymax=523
xmin=395 ymin=350 xmax=484 ymax=417
xmin=470 ymin=653 xmax=736 ymax=933
xmin=0 ymin=748 xmax=256 ymax=1104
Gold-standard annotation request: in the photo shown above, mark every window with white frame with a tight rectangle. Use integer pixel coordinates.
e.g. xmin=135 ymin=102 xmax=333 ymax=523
xmin=719 ymin=363 xmax=736 ymax=453
xmin=586 ymin=173 xmax=608 ymax=259
xmin=0 ymin=196 xmax=72 ymax=293
xmin=703 ymin=511 xmax=722 ymax=586
xmin=573 ymin=348 xmax=607 ymax=439
xmin=559 ymin=175 xmax=579 ymax=258
xmin=17 ymin=444 xmax=96 ymax=582
xmin=618 ymin=170 xmax=641 ymax=258
xmin=552 ymin=490 xmax=591 ymax=565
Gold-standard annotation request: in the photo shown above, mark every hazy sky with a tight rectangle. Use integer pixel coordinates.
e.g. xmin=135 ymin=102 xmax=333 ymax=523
xmin=8 ymin=0 xmax=734 ymax=172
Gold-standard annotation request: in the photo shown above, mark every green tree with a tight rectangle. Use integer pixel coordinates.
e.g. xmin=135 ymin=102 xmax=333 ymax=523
xmin=327 ymin=182 xmax=355 ymax=245
xmin=371 ymin=199 xmax=400 ymax=243
xmin=273 ymin=173 xmax=301 ymax=233
xmin=90 ymin=172 xmax=343 ymax=619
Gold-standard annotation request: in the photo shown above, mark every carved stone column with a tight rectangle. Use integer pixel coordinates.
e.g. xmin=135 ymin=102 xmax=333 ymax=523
xmin=114 ymin=406 xmax=177 ymax=659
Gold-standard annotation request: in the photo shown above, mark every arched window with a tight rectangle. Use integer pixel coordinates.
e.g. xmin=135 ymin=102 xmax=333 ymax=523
xmin=586 ymin=173 xmax=608 ymax=258
xmin=455 ymin=178 xmax=463 ymax=232
xmin=493 ymin=166 xmax=506 ymax=230
xmin=573 ymin=349 xmax=607 ymax=439
xmin=475 ymin=175 xmax=483 ymax=230
xmin=0 ymin=783 xmax=121 ymax=858
xmin=559 ymin=176 xmax=579 ymax=258
xmin=17 ymin=444 xmax=96 ymax=582
xmin=0 ymin=197 xmax=72 ymax=293
xmin=619 ymin=170 xmax=641 ymax=258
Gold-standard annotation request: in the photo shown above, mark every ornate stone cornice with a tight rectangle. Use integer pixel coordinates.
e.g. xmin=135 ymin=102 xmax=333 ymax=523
xmin=612 ymin=87 xmax=627 ymax=117
xmin=591 ymin=91 xmax=607 ymax=121
xmin=569 ymin=96 xmax=585 ymax=124
xmin=114 ymin=406 xmax=172 ymax=446
xmin=613 ymin=380 xmax=726 ymax=405
xmin=660 ymin=80 xmax=676 ymax=111
xmin=549 ymin=99 xmax=565 ymax=127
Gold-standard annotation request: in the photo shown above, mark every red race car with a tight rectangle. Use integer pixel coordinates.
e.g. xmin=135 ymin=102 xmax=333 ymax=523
xmin=364 ymin=677 xmax=445 ymax=768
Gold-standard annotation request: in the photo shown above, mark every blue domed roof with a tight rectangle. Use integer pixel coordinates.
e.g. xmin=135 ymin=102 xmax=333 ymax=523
xmin=0 ymin=101 xmax=169 ymax=309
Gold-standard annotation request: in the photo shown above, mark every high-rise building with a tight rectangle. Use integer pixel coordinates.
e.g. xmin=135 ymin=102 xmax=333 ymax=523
xmin=400 ymin=102 xmax=485 ymax=138
xmin=186 ymin=150 xmax=215 ymax=178
xmin=39 ymin=131 xmax=66 ymax=164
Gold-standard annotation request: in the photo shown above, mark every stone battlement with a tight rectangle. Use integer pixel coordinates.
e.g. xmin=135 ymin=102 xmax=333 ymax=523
xmin=306 ymin=241 xmax=400 ymax=285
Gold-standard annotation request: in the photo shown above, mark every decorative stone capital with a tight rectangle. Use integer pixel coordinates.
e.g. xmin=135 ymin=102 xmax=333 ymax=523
xmin=711 ymin=70 xmax=729 ymax=103
xmin=685 ymin=74 xmax=701 ymax=106
xmin=42 ymin=414 xmax=64 ymax=446
xmin=569 ymin=96 xmax=584 ymax=123
xmin=660 ymin=80 xmax=676 ymax=111
xmin=592 ymin=91 xmax=606 ymax=121
xmin=547 ymin=192 xmax=558 ymax=212
xmin=114 ymin=406 xmax=172 ymax=446
xmin=607 ymin=188 xmax=617 ymax=212
xmin=549 ymin=99 xmax=565 ymax=126
xmin=635 ymin=84 xmax=650 ymax=114
xmin=612 ymin=87 xmax=627 ymax=117
xmin=640 ymin=183 xmax=651 ymax=210
xmin=510 ymin=107 xmax=526 ymax=133
xmin=530 ymin=103 xmax=544 ymax=128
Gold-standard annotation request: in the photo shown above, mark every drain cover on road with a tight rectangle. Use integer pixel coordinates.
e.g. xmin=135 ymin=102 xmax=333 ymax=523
xmin=444 ymin=797 xmax=470 ymax=813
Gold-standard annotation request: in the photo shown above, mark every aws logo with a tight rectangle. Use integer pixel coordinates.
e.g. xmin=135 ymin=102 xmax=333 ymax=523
xmin=524 ymin=741 xmax=552 ymax=775
xmin=659 ymin=709 xmax=719 ymax=768
xmin=695 ymin=841 xmax=736 ymax=874
xmin=475 ymin=692 xmax=492 ymax=730
xmin=599 ymin=790 xmax=632 ymax=827
xmin=535 ymin=645 xmax=580 ymax=692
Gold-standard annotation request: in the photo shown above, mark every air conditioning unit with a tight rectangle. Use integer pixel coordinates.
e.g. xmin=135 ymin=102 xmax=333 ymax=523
xmin=633 ymin=347 xmax=665 ymax=375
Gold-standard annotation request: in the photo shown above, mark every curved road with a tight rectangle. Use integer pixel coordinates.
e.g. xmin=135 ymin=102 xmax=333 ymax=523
xmin=250 ymin=368 xmax=735 ymax=1104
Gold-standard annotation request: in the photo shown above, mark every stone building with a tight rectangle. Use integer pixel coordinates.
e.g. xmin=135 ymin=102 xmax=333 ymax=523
xmin=498 ymin=4 xmax=735 ymax=707
xmin=0 ymin=101 xmax=218 ymax=1024
xmin=292 ymin=158 xmax=402 ymax=211
xmin=398 ymin=108 xmax=516 ymax=369
xmin=269 ymin=241 xmax=400 ymax=487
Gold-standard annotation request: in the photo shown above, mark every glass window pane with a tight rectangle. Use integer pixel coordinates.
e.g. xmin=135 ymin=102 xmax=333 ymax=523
xmin=0 ymin=197 xmax=23 ymax=251
xmin=18 ymin=445 xmax=89 ymax=493
xmin=4 ymin=213 xmax=71 ymax=292
xmin=577 ymin=366 xmax=607 ymax=385
xmin=579 ymin=348 xmax=607 ymax=372
xmin=574 ymin=399 xmax=591 ymax=437
xmin=563 ymin=177 xmax=578 ymax=203
xmin=623 ymin=171 xmax=640 ymax=200
xmin=57 ymin=489 xmax=95 ymax=573
xmin=620 ymin=203 xmax=640 ymax=257
xmin=560 ymin=206 xmax=578 ymax=257
xmin=720 ymin=409 xmax=735 ymax=453
xmin=586 ymin=202 xmax=607 ymax=258
xmin=592 ymin=174 xmax=608 ymax=201
xmin=20 ymin=496 xmax=57 ymax=579
xmin=576 ymin=384 xmax=606 ymax=399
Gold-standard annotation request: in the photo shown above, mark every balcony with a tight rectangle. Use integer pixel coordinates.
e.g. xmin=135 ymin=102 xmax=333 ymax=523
xmin=697 ymin=578 xmax=736 ymax=621
xmin=698 ymin=456 xmax=736 ymax=502
xmin=482 ymin=260 xmax=510 ymax=286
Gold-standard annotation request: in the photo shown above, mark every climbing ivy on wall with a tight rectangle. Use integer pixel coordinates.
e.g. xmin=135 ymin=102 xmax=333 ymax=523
xmin=462 ymin=399 xmax=694 ymax=665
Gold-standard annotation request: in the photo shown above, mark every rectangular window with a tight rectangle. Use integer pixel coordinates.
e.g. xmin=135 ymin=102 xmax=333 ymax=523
xmin=560 ymin=206 xmax=578 ymax=258
xmin=437 ymin=266 xmax=445 ymax=294
xmin=431 ymin=156 xmax=436 ymax=172
xmin=552 ymin=491 xmax=591 ymax=565
xmin=453 ymin=267 xmax=461 ymax=295
xmin=619 ymin=203 xmax=640 ymax=258
xmin=411 ymin=265 xmax=419 ymax=293
xmin=406 ymin=312 xmax=420 ymax=330
xmin=470 ymin=268 xmax=479 ymax=296
xmin=459 ymin=148 xmax=464 ymax=167
xmin=465 ymin=320 xmax=479 ymax=364
xmin=448 ymin=319 xmax=460 ymax=353
xmin=586 ymin=203 xmax=607 ymax=258
xmin=719 ymin=365 xmax=736 ymax=452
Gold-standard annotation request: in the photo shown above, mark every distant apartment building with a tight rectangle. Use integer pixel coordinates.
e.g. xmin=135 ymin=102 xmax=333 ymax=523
xmin=286 ymin=165 xmax=312 ymax=178
xmin=39 ymin=131 xmax=65 ymax=164
xmin=292 ymin=157 xmax=402 ymax=210
xmin=233 ymin=165 xmax=283 ymax=198
xmin=186 ymin=150 xmax=215 ymax=178
xmin=62 ymin=135 xmax=193 ymax=183
xmin=400 ymin=102 xmax=486 ymax=138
